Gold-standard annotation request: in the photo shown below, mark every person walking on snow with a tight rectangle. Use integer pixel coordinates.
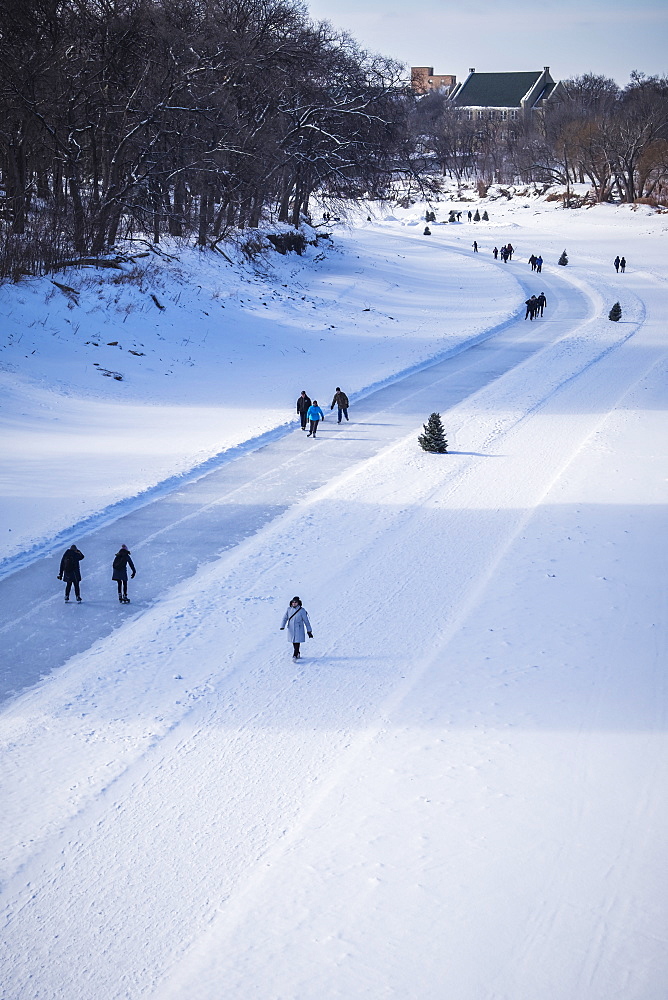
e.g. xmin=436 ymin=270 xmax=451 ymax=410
xmin=525 ymin=295 xmax=538 ymax=320
xmin=296 ymin=390 xmax=312 ymax=431
xmin=614 ymin=255 xmax=620 ymax=273
xmin=620 ymin=257 xmax=626 ymax=272
xmin=58 ymin=544 xmax=84 ymax=602
xmin=280 ymin=596 xmax=313 ymax=658
xmin=331 ymin=387 xmax=349 ymax=423
xmin=306 ymin=400 xmax=324 ymax=437
xmin=472 ymin=240 xmax=478 ymax=252
xmin=537 ymin=291 xmax=547 ymax=316
xmin=112 ymin=544 xmax=136 ymax=603
xmin=493 ymin=247 xmax=498 ymax=259
xmin=535 ymin=255 xmax=543 ymax=273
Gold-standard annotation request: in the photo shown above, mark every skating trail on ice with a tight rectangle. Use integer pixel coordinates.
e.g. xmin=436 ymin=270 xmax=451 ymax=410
xmin=1 ymin=202 xmax=667 ymax=1000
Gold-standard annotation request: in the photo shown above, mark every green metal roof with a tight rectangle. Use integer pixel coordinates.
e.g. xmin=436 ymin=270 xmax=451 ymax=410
xmin=453 ymin=71 xmax=543 ymax=108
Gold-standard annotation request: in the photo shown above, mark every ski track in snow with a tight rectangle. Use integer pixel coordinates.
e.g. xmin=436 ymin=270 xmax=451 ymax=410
xmin=1 ymin=212 xmax=667 ymax=1000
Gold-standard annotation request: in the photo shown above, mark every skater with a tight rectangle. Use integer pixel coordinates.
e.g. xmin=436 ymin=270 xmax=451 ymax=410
xmin=614 ymin=255 xmax=620 ymax=272
xmin=280 ymin=596 xmax=313 ymax=659
xmin=535 ymin=255 xmax=543 ymax=273
xmin=537 ymin=291 xmax=547 ymax=316
xmin=58 ymin=544 xmax=84 ymax=602
xmin=493 ymin=246 xmax=498 ymax=259
xmin=306 ymin=399 xmax=324 ymax=437
xmin=296 ymin=390 xmax=312 ymax=431
xmin=112 ymin=544 xmax=136 ymax=603
xmin=472 ymin=240 xmax=478 ymax=252
xmin=331 ymin=387 xmax=349 ymax=423
xmin=525 ymin=295 xmax=538 ymax=320
xmin=620 ymin=257 xmax=626 ymax=273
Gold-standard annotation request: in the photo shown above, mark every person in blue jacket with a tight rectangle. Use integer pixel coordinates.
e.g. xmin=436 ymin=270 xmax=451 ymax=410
xmin=306 ymin=400 xmax=324 ymax=437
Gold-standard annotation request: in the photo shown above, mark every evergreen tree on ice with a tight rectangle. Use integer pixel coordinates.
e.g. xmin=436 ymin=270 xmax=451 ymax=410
xmin=609 ymin=301 xmax=622 ymax=321
xmin=558 ymin=249 xmax=568 ymax=266
xmin=473 ymin=209 xmax=481 ymax=221
xmin=418 ymin=413 xmax=448 ymax=453
xmin=482 ymin=210 xmax=489 ymax=220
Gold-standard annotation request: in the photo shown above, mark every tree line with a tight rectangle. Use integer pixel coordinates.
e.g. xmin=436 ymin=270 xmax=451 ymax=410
xmin=410 ymin=72 xmax=668 ymax=204
xmin=0 ymin=0 xmax=407 ymax=276
xmin=2 ymin=0 xmax=667 ymax=280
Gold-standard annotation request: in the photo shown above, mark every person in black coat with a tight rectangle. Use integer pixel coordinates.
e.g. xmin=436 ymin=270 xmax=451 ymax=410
xmin=330 ymin=387 xmax=349 ymax=423
xmin=296 ymin=390 xmax=312 ymax=431
xmin=58 ymin=544 xmax=84 ymax=602
xmin=112 ymin=544 xmax=136 ymax=603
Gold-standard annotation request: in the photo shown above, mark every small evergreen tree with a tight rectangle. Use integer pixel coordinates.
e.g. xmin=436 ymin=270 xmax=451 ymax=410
xmin=473 ymin=209 xmax=481 ymax=221
xmin=558 ymin=249 xmax=568 ymax=265
xmin=482 ymin=210 xmax=489 ymax=221
xmin=418 ymin=412 xmax=448 ymax=453
xmin=609 ymin=301 xmax=622 ymax=322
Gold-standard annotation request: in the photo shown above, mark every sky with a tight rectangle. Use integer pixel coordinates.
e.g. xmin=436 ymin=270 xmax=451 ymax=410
xmin=305 ymin=0 xmax=668 ymax=86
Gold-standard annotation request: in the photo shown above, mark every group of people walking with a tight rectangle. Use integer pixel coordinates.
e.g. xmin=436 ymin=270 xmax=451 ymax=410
xmin=528 ymin=254 xmax=543 ymax=272
xmin=492 ymin=244 xmax=514 ymax=262
xmin=524 ymin=293 xmax=547 ymax=320
xmin=57 ymin=543 xmax=136 ymax=603
xmin=296 ymin=387 xmax=350 ymax=437
xmin=614 ymin=256 xmax=627 ymax=273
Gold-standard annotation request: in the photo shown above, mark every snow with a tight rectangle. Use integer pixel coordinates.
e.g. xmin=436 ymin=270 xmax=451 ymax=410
xmin=1 ymin=189 xmax=667 ymax=999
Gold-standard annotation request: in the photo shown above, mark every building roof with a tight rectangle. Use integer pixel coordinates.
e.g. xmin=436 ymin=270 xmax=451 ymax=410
xmin=452 ymin=71 xmax=545 ymax=108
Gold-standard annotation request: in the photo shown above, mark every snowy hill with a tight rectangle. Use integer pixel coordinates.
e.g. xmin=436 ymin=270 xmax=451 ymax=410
xmin=1 ymin=190 xmax=667 ymax=999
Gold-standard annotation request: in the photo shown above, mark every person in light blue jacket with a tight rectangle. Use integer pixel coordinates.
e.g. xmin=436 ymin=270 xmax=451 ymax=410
xmin=306 ymin=400 xmax=324 ymax=437
xmin=280 ymin=596 xmax=313 ymax=658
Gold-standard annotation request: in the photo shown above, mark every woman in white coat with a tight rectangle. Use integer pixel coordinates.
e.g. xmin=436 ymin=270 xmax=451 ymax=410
xmin=280 ymin=596 xmax=313 ymax=659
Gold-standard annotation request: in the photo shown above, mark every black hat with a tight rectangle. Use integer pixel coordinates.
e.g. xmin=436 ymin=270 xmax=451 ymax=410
xmin=291 ymin=596 xmax=302 ymax=604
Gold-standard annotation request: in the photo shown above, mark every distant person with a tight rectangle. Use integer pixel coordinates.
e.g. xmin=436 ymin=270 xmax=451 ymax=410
xmin=472 ymin=240 xmax=478 ymax=252
xmin=424 ymin=227 xmax=431 ymax=235
xmin=493 ymin=246 xmax=498 ymax=259
xmin=112 ymin=544 xmax=136 ymax=603
xmin=58 ymin=544 xmax=84 ymax=602
xmin=535 ymin=255 xmax=543 ymax=273
xmin=525 ymin=295 xmax=538 ymax=321
xmin=620 ymin=257 xmax=626 ymax=272
xmin=506 ymin=243 xmax=514 ymax=260
xmin=537 ymin=291 xmax=547 ymax=316
xmin=467 ymin=210 xmax=472 ymax=221
xmin=306 ymin=400 xmax=324 ymax=437
xmin=614 ymin=255 xmax=620 ymax=272
xmin=331 ymin=387 xmax=349 ymax=423
xmin=529 ymin=254 xmax=536 ymax=271
xmin=296 ymin=390 xmax=312 ymax=431
xmin=280 ymin=596 xmax=313 ymax=659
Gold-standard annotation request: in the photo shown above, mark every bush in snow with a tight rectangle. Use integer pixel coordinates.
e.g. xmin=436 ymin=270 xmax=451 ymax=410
xmin=558 ymin=250 xmax=568 ymax=266
xmin=473 ymin=209 xmax=481 ymax=221
xmin=266 ymin=231 xmax=307 ymax=255
xmin=418 ymin=413 xmax=448 ymax=453
xmin=609 ymin=301 xmax=622 ymax=322
xmin=482 ymin=210 xmax=489 ymax=221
